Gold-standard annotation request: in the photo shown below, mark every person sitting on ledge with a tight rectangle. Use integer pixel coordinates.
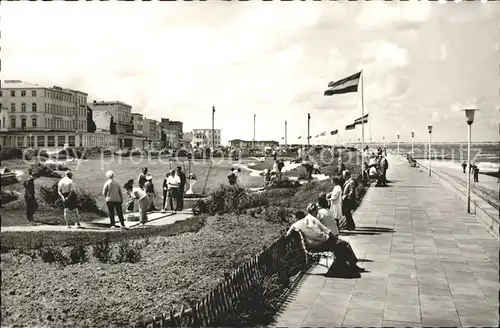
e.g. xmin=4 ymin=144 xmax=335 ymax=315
xmin=286 ymin=205 xmax=365 ymax=274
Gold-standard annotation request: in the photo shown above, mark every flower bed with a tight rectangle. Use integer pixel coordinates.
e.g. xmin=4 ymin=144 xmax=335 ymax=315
xmin=1 ymin=214 xmax=289 ymax=327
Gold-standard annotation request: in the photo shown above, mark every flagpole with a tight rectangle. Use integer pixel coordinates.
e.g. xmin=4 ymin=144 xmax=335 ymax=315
xmin=361 ymin=69 xmax=365 ymax=175
xmin=285 ymin=120 xmax=287 ymax=146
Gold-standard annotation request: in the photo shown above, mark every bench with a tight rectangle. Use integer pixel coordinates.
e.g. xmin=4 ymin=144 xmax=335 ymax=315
xmin=292 ymin=228 xmax=335 ymax=268
xmin=406 ymin=155 xmax=419 ymax=167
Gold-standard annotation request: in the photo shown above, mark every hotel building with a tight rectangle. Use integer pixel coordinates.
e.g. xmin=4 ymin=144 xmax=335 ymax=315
xmin=192 ymin=128 xmax=222 ymax=148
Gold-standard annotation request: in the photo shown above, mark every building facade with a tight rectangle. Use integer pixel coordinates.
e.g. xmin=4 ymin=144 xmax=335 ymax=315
xmin=160 ymin=118 xmax=184 ymax=148
xmin=191 ymin=129 xmax=221 ymax=148
xmin=0 ymin=80 xmax=90 ymax=148
xmin=143 ymin=118 xmax=161 ymax=149
xmin=88 ymin=100 xmax=141 ymax=149
xmin=228 ymin=139 xmax=279 ymax=149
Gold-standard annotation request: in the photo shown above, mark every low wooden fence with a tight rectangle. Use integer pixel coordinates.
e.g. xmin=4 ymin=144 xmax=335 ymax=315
xmin=134 ymin=232 xmax=305 ymax=328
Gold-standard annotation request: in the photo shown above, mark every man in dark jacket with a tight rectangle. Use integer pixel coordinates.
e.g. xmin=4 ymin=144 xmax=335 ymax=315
xmin=473 ymin=165 xmax=480 ymax=182
xmin=176 ymin=166 xmax=186 ymax=211
xmin=380 ymin=155 xmax=389 ymax=185
xmin=137 ymin=167 xmax=148 ymax=190
xmin=342 ymin=170 xmax=356 ymax=231
xmin=461 ymin=161 xmax=467 ymax=174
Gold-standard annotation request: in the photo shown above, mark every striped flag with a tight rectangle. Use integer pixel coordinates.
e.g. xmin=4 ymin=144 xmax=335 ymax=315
xmin=330 ymin=130 xmax=338 ymax=135
xmin=354 ymin=113 xmax=369 ymax=125
xmin=324 ymin=71 xmax=362 ymax=96
xmin=345 ymin=123 xmax=356 ymax=130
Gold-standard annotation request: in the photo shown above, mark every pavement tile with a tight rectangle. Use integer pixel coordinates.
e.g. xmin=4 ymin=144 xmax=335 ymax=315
xmin=421 ymin=309 xmax=461 ymax=326
xmin=382 ymin=320 xmax=422 ymax=327
xmin=383 ymin=304 xmax=421 ymax=323
xmin=271 ymin=155 xmax=499 ymax=327
xmin=459 ymin=315 xmax=500 ymax=327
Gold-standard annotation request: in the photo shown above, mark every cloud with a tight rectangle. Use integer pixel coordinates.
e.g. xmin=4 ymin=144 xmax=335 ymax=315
xmin=355 ymin=2 xmax=432 ymax=30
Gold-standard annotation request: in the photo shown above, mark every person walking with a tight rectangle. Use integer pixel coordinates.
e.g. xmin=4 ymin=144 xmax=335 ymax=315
xmin=124 ymin=179 xmax=150 ymax=225
xmin=176 ymin=166 xmax=186 ymax=211
xmin=327 ymin=176 xmax=343 ymax=231
xmin=162 ymin=172 xmax=171 ymax=211
xmin=137 ymin=167 xmax=148 ymax=190
xmin=23 ymin=169 xmax=38 ymax=223
xmin=102 ymin=170 xmax=126 ymax=229
xmin=380 ymin=155 xmax=389 ymax=184
xmin=58 ymin=171 xmax=82 ymax=228
xmin=143 ymin=175 xmax=158 ymax=211
xmin=461 ymin=161 xmax=467 ymax=174
xmin=341 ymin=170 xmax=356 ymax=231
xmin=166 ymin=169 xmax=180 ymax=212
xmin=473 ymin=165 xmax=480 ymax=183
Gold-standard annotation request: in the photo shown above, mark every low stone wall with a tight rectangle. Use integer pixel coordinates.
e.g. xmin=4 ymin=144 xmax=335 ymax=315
xmin=0 ymin=216 xmax=205 ymax=251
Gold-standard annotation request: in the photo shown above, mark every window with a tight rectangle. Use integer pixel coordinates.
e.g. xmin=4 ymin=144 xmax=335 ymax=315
xmin=21 ymin=103 xmax=26 ymax=112
xmin=10 ymin=103 xmax=15 ymax=112
xmin=32 ymin=118 xmax=37 ymax=127
xmin=47 ymin=136 xmax=55 ymax=147
xmin=21 ymin=91 xmax=26 ymax=97
xmin=2 ymin=117 xmax=4 ymax=128
xmin=37 ymin=136 xmax=45 ymax=147
xmin=57 ymin=135 xmax=65 ymax=147
xmin=21 ymin=118 xmax=26 ymax=129
xmin=17 ymin=136 xmax=24 ymax=147
xmin=32 ymin=90 xmax=36 ymax=97
xmin=28 ymin=135 xmax=35 ymax=147
xmin=10 ymin=90 xmax=15 ymax=97
xmin=32 ymin=103 xmax=37 ymax=112
xmin=0 ymin=91 xmax=2 ymax=97
xmin=68 ymin=135 xmax=75 ymax=146
xmin=10 ymin=117 xmax=15 ymax=128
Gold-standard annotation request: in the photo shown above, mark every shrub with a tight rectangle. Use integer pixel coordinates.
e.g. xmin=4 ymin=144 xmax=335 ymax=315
xmin=0 ymin=147 xmax=23 ymax=161
xmin=266 ymin=177 xmax=301 ymax=189
xmin=30 ymin=163 xmax=63 ymax=178
xmin=93 ymin=239 xmax=112 ymax=263
xmin=39 ymin=181 xmax=102 ymax=214
xmin=0 ymin=190 xmax=20 ymax=205
xmin=69 ymin=244 xmax=88 ymax=264
xmin=39 ymin=246 xmax=68 ymax=264
xmin=23 ymin=148 xmax=49 ymax=161
xmin=115 ymin=241 xmax=142 ymax=264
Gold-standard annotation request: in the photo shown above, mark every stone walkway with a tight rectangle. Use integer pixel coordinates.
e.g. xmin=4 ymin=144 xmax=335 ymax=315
xmin=1 ymin=210 xmax=193 ymax=232
xmin=271 ymin=155 xmax=499 ymax=327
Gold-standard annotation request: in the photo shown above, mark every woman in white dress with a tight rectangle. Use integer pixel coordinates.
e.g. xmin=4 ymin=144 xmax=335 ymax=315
xmin=328 ymin=176 xmax=343 ymax=230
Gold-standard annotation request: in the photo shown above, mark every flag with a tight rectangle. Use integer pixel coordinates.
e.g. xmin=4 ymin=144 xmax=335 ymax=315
xmin=324 ymin=71 xmax=362 ymax=96
xmin=315 ymin=134 xmax=319 ymax=138
xmin=345 ymin=123 xmax=356 ymax=130
xmin=330 ymin=130 xmax=338 ymax=135
xmin=320 ymin=132 xmax=326 ymax=136
xmin=298 ymin=136 xmax=302 ymax=139
xmin=281 ymin=137 xmax=284 ymax=140
xmin=354 ymin=113 xmax=369 ymax=125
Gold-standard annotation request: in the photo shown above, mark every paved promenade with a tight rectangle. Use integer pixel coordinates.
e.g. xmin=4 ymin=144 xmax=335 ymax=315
xmin=271 ymin=155 xmax=499 ymax=327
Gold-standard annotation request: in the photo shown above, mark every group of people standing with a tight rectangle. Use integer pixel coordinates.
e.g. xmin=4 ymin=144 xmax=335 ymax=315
xmin=363 ymin=151 xmax=389 ymax=187
xmin=461 ymin=161 xmax=480 ymax=182
xmin=119 ymin=166 xmax=187 ymax=226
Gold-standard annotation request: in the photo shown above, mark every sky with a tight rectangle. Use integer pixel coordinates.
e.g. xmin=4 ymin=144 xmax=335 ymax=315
xmin=2 ymin=1 xmax=500 ymax=144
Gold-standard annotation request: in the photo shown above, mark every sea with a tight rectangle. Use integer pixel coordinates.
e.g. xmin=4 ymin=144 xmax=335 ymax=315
xmin=378 ymin=142 xmax=499 ymax=172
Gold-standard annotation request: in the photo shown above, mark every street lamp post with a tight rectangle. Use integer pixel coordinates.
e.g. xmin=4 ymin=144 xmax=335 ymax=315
xmin=411 ymin=132 xmax=415 ymax=155
xmin=383 ymin=136 xmax=386 ymax=147
xmin=397 ymin=134 xmax=400 ymax=157
xmin=212 ymin=106 xmax=215 ymax=149
xmin=307 ymin=113 xmax=310 ymax=147
xmin=428 ymin=125 xmax=433 ymax=177
xmin=462 ymin=107 xmax=479 ymax=213
xmin=285 ymin=120 xmax=287 ymax=146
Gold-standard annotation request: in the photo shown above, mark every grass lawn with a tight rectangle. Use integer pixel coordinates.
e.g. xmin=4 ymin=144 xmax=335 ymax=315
xmin=0 ymin=214 xmax=289 ymax=328
xmin=1 ymin=150 xmax=362 ymax=227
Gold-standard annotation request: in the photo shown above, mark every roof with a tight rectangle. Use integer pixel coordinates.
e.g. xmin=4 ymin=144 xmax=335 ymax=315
xmin=131 ymin=113 xmax=143 ymax=117
xmin=1 ymin=80 xmax=88 ymax=95
xmin=89 ymin=101 xmax=132 ymax=108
